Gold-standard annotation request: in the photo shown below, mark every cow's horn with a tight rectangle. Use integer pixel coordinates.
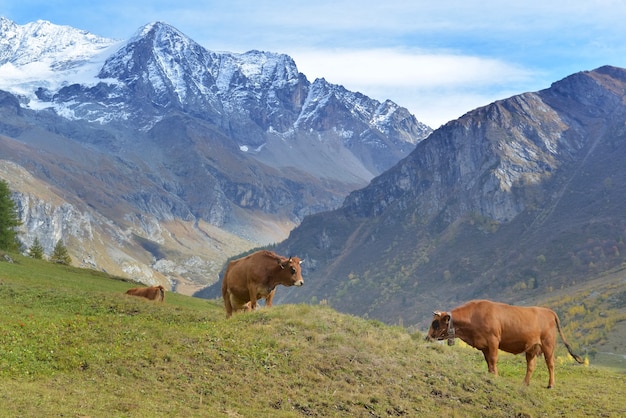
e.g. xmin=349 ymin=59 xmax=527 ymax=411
xmin=299 ymin=259 xmax=304 ymax=265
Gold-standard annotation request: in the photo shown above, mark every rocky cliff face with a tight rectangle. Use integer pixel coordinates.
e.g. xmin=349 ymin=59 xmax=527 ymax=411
xmin=241 ymin=66 xmax=626 ymax=326
xmin=342 ymin=66 xmax=624 ymax=225
xmin=16 ymin=192 xmax=93 ymax=255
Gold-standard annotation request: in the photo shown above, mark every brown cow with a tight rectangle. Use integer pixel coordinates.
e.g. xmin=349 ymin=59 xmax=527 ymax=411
xmin=221 ymin=250 xmax=304 ymax=318
xmin=126 ymin=285 xmax=165 ymax=302
xmin=426 ymin=299 xmax=584 ymax=388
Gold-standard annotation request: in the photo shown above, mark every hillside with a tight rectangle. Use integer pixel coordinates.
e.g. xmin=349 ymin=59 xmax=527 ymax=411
xmin=242 ymin=66 xmax=626 ymax=332
xmin=1 ymin=254 xmax=625 ymax=417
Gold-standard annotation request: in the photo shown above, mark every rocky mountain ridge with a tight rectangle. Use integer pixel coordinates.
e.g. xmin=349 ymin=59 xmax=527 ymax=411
xmin=0 ymin=18 xmax=431 ymax=292
xmin=211 ymin=65 xmax=626 ymax=326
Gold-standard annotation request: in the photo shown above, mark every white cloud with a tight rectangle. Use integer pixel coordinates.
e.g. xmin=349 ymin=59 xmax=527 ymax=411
xmin=292 ymin=49 xmax=534 ymax=87
xmin=290 ymin=48 xmax=538 ymax=127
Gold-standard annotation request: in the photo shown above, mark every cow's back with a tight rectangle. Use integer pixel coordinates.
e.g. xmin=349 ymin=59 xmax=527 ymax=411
xmin=462 ymin=300 xmax=556 ymax=353
xmin=485 ymin=302 xmax=554 ymax=334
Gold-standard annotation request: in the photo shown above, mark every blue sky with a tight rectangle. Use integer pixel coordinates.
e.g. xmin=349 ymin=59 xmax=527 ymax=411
xmin=2 ymin=0 xmax=626 ymax=127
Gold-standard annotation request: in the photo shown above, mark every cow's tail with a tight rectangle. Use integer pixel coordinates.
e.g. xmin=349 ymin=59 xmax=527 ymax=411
xmin=555 ymin=313 xmax=584 ymax=364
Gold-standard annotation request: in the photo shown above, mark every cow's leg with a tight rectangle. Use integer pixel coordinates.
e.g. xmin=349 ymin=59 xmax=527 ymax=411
xmin=524 ymin=351 xmax=537 ymax=386
xmin=223 ymin=291 xmax=234 ymax=318
xmin=247 ymin=285 xmax=258 ymax=311
xmin=482 ymin=347 xmax=499 ymax=376
xmin=264 ymin=289 xmax=276 ymax=307
xmin=227 ymin=295 xmax=252 ymax=315
xmin=543 ymin=346 xmax=556 ymax=389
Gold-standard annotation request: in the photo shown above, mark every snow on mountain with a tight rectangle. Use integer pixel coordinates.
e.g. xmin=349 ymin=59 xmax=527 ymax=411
xmin=0 ymin=17 xmax=431 ymax=182
xmin=0 ymin=17 xmax=122 ymax=104
xmin=216 ymin=49 xmax=301 ymax=92
xmin=0 ymin=19 xmax=430 ymax=141
xmin=296 ymin=78 xmax=399 ymax=132
xmin=0 ymin=16 xmax=433 ymax=180
xmin=100 ymin=21 xmax=217 ymax=105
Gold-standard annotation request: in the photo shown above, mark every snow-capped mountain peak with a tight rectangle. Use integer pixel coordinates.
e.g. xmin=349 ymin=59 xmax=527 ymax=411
xmin=0 ymin=18 xmax=122 ymax=104
xmin=101 ymin=21 xmax=301 ymax=101
xmin=0 ymin=17 xmax=117 ymax=65
xmin=0 ymin=17 xmax=430 ymax=154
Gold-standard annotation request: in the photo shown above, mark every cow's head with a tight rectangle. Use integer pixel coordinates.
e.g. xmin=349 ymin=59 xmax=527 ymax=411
xmin=277 ymin=256 xmax=304 ymax=287
xmin=426 ymin=311 xmax=451 ymax=342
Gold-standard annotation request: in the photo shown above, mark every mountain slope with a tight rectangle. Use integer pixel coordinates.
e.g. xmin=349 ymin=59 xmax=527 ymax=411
xmin=246 ymin=65 xmax=626 ymax=325
xmin=3 ymin=257 xmax=624 ymax=416
xmin=0 ymin=18 xmax=430 ymax=291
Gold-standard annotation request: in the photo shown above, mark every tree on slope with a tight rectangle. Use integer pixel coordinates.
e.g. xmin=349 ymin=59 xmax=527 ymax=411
xmin=50 ymin=239 xmax=72 ymax=265
xmin=28 ymin=237 xmax=45 ymax=259
xmin=0 ymin=179 xmax=21 ymax=251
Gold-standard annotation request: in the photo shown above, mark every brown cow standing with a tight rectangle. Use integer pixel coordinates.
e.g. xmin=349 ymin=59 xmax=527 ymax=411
xmin=126 ymin=285 xmax=165 ymax=302
xmin=221 ymin=250 xmax=304 ymax=318
xmin=426 ymin=299 xmax=584 ymax=388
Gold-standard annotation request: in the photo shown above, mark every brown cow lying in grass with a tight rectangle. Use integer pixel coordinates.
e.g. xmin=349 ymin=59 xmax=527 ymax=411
xmin=426 ymin=299 xmax=584 ymax=388
xmin=126 ymin=285 xmax=165 ymax=302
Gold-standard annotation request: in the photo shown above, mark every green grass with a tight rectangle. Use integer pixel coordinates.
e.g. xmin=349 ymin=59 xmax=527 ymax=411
xmin=1 ymin=255 xmax=625 ymax=417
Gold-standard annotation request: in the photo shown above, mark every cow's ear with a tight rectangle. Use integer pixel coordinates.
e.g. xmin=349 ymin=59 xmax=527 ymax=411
xmin=279 ymin=260 xmax=286 ymax=269
xmin=442 ymin=314 xmax=451 ymax=325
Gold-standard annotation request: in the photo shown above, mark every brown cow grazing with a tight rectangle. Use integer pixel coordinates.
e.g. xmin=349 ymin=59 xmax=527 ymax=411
xmin=426 ymin=299 xmax=584 ymax=388
xmin=221 ymin=250 xmax=304 ymax=318
xmin=126 ymin=285 xmax=165 ymax=302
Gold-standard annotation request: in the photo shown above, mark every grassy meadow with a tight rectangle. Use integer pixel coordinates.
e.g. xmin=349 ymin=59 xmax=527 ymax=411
xmin=1 ymin=254 xmax=625 ymax=417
